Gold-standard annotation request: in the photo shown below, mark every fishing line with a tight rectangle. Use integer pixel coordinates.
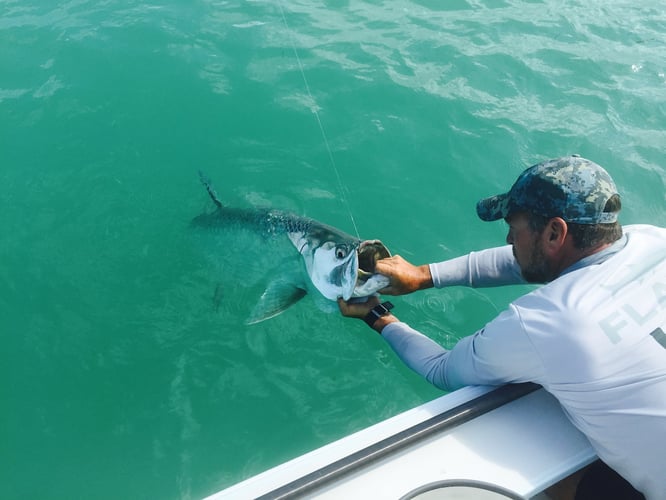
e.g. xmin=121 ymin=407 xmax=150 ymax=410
xmin=277 ymin=1 xmax=360 ymax=238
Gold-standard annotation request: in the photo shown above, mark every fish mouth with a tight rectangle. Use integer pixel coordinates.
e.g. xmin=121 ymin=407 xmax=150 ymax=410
xmin=358 ymin=239 xmax=390 ymax=270
xmin=351 ymin=239 xmax=392 ymax=298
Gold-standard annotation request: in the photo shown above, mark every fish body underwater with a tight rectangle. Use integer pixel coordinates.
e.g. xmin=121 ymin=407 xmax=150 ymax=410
xmin=192 ymin=174 xmax=388 ymax=324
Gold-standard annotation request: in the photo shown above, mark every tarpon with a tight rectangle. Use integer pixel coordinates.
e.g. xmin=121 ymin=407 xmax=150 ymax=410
xmin=192 ymin=173 xmax=389 ymax=324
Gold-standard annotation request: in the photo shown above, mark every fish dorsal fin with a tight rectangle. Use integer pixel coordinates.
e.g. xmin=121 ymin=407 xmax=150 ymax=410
xmin=198 ymin=171 xmax=223 ymax=209
xmin=246 ymin=280 xmax=307 ymax=325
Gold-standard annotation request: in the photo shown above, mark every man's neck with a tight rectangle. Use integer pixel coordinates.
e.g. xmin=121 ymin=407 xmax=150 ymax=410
xmin=556 ymin=237 xmax=626 ymax=278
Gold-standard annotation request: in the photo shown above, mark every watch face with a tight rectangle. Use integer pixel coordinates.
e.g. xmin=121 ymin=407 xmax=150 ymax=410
xmin=365 ymin=301 xmax=394 ymax=327
xmin=373 ymin=305 xmax=386 ymax=316
xmin=374 ymin=301 xmax=393 ymax=317
xmin=379 ymin=301 xmax=393 ymax=314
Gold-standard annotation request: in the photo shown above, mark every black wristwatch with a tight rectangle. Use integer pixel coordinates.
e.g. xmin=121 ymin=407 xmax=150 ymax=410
xmin=363 ymin=301 xmax=394 ymax=327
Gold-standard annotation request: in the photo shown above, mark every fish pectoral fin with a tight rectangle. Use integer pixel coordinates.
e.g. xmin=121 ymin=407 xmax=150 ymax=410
xmin=246 ymin=280 xmax=307 ymax=325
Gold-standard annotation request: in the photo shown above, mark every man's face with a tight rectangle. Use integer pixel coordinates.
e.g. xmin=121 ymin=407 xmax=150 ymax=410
xmin=505 ymin=212 xmax=553 ymax=283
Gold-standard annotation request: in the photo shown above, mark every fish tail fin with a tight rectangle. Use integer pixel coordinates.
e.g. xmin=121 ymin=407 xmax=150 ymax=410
xmin=198 ymin=170 xmax=223 ymax=209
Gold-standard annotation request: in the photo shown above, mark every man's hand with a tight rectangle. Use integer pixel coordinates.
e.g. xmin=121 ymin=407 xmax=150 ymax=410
xmin=375 ymin=255 xmax=434 ymax=295
xmin=337 ymin=296 xmax=399 ymax=333
xmin=337 ymin=296 xmax=381 ymax=319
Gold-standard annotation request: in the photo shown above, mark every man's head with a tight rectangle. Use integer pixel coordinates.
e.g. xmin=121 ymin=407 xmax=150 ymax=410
xmin=478 ymin=155 xmax=623 ymax=282
xmin=476 ymin=155 xmax=620 ymax=224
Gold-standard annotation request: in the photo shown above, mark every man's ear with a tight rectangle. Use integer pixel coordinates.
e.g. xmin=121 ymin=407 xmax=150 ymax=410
xmin=542 ymin=217 xmax=568 ymax=253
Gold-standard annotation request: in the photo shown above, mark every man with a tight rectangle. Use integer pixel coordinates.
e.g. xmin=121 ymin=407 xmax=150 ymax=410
xmin=339 ymin=155 xmax=666 ymax=499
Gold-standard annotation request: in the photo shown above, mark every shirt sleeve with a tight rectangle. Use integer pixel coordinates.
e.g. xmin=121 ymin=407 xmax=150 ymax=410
xmin=382 ymin=305 xmax=544 ymax=391
xmin=429 ymin=245 xmax=525 ymax=288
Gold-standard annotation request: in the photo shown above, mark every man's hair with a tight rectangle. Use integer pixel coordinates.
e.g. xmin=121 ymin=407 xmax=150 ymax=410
xmin=527 ymin=194 xmax=623 ymax=249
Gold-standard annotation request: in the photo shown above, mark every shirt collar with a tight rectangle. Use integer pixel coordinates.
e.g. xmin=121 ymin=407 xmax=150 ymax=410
xmin=559 ymin=233 xmax=628 ymax=276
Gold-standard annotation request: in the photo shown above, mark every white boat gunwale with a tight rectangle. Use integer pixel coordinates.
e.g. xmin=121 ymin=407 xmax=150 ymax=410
xmin=206 ymin=383 xmax=597 ymax=499
xmin=257 ymin=383 xmax=540 ymax=499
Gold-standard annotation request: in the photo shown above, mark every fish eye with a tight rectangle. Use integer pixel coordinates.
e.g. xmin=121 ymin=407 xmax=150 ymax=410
xmin=335 ymin=245 xmax=348 ymax=259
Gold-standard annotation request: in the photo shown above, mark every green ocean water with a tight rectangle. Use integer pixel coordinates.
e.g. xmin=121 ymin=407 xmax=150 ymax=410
xmin=2 ymin=1 xmax=665 ymax=499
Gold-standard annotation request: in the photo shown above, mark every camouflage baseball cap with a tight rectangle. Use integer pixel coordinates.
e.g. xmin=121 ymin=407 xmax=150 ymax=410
xmin=476 ymin=155 xmax=620 ymax=224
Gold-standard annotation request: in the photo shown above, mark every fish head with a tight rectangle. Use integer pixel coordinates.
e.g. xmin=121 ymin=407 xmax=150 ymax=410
xmin=308 ymin=240 xmax=359 ymax=301
xmin=289 ymin=227 xmax=360 ymax=301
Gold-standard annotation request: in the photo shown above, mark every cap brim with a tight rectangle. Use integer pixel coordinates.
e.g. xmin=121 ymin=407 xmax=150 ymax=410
xmin=476 ymin=193 xmax=510 ymax=221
